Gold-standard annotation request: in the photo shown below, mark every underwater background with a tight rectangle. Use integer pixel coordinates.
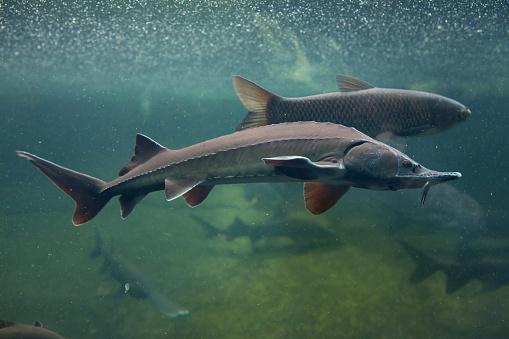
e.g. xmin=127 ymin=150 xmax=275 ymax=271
xmin=1 ymin=1 xmax=508 ymax=338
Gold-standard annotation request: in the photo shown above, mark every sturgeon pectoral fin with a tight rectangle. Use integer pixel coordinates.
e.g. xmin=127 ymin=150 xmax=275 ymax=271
xmin=336 ymin=75 xmax=374 ymax=92
xmin=263 ymin=156 xmax=345 ymax=181
xmin=183 ymin=184 xmax=214 ymax=207
xmin=303 ymin=183 xmax=351 ymax=215
xmin=165 ymin=178 xmax=204 ymax=202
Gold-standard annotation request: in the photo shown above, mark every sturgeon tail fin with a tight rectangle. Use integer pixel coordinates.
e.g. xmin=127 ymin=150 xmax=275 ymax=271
xmin=233 ymin=76 xmax=276 ymax=131
xmin=16 ymin=151 xmax=111 ymax=226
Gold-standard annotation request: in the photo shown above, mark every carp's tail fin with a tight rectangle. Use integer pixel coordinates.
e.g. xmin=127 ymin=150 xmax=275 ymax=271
xmin=16 ymin=151 xmax=111 ymax=226
xmin=233 ymin=76 xmax=277 ymax=131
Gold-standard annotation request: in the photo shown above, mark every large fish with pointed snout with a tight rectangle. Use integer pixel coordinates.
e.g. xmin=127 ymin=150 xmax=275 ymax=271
xmin=0 ymin=320 xmax=65 ymax=339
xmin=91 ymin=232 xmax=189 ymax=317
xmin=16 ymin=122 xmax=460 ymax=226
xmin=233 ymin=75 xmax=471 ymax=138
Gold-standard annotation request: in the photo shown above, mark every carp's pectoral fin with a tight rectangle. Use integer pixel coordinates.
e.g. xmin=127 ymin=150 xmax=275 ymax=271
xmin=183 ymin=184 xmax=214 ymax=207
xmin=119 ymin=193 xmax=148 ymax=219
xmin=336 ymin=75 xmax=374 ymax=92
xmin=165 ymin=178 xmax=204 ymax=202
xmin=392 ymin=125 xmax=430 ymax=137
xmin=263 ymin=156 xmax=345 ymax=180
xmin=303 ymin=183 xmax=351 ymax=214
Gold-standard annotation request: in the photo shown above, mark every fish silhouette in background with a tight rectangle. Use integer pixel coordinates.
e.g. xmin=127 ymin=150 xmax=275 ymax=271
xmin=91 ymin=232 xmax=188 ymax=317
xmin=361 ymin=183 xmax=486 ymax=238
xmin=402 ymin=183 xmax=486 ymax=238
xmin=233 ymin=75 xmax=470 ymax=138
xmin=16 ymin=122 xmax=461 ymax=225
xmin=399 ymin=240 xmax=509 ymax=294
xmin=192 ymin=215 xmax=341 ymax=252
xmin=0 ymin=320 xmax=65 ymax=339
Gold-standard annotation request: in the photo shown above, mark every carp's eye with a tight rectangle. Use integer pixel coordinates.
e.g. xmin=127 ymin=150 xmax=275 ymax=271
xmin=402 ymin=160 xmax=413 ymax=168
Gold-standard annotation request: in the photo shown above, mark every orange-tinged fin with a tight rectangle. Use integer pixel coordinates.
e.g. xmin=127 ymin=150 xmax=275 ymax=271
xmin=336 ymin=75 xmax=374 ymax=92
xmin=16 ymin=151 xmax=111 ymax=226
xmin=303 ymin=182 xmax=350 ymax=215
xmin=233 ymin=76 xmax=276 ymax=131
xmin=183 ymin=184 xmax=214 ymax=207
xmin=165 ymin=178 xmax=204 ymax=202
xmin=119 ymin=193 xmax=148 ymax=218
xmin=119 ymin=134 xmax=169 ymax=176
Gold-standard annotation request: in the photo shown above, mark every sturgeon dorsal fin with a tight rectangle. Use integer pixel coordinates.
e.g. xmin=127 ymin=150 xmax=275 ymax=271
xmin=303 ymin=183 xmax=350 ymax=214
xmin=119 ymin=134 xmax=168 ymax=176
xmin=336 ymin=75 xmax=374 ymax=92
xmin=233 ymin=76 xmax=276 ymax=131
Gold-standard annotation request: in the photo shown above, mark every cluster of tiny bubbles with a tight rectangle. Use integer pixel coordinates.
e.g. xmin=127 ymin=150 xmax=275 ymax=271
xmin=0 ymin=0 xmax=507 ymax=99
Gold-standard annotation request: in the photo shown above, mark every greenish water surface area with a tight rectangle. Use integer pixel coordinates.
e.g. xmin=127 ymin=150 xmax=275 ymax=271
xmin=1 ymin=1 xmax=508 ymax=338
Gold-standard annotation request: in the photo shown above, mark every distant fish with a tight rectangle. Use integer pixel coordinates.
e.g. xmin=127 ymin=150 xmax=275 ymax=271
xmin=406 ymin=183 xmax=485 ymax=237
xmin=16 ymin=122 xmax=461 ymax=225
xmin=233 ymin=75 xmax=471 ymax=138
xmin=399 ymin=240 xmax=509 ymax=293
xmin=91 ymin=232 xmax=188 ymax=317
xmin=0 ymin=320 xmax=65 ymax=339
xmin=193 ymin=215 xmax=341 ymax=250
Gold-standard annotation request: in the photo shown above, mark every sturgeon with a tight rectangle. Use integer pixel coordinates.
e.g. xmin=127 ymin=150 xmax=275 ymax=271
xmin=0 ymin=320 xmax=65 ymax=339
xmin=91 ymin=232 xmax=188 ymax=317
xmin=233 ymin=75 xmax=471 ymax=138
xmin=16 ymin=122 xmax=461 ymax=226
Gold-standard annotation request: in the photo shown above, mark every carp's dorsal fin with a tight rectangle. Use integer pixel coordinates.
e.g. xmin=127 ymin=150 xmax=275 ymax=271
xmin=233 ymin=76 xmax=276 ymax=131
xmin=165 ymin=178 xmax=204 ymax=202
xmin=336 ymin=75 xmax=374 ymax=92
xmin=183 ymin=184 xmax=214 ymax=207
xmin=303 ymin=183 xmax=350 ymax=215
xmin=119 ymin=134 xmax=168 ymax=176
xmin=263 ymin=156 xmax=345 ymax=181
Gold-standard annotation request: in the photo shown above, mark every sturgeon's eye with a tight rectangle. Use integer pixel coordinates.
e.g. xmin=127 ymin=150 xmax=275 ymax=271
xmin=402 ymin=160 xmax=413 ymax=168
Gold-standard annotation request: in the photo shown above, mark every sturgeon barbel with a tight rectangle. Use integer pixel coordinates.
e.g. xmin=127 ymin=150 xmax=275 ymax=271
xmin=16 ymin=122 xmax=461 ymax=225
xmin=233 ymin=75 xmax=471 ymax=138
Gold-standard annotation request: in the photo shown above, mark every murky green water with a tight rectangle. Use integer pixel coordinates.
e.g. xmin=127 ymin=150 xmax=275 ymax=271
xmin=1 ymin=1 xmax=508 ymax=338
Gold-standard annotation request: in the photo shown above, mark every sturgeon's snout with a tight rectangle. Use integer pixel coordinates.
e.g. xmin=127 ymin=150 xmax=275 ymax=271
xmin=422 ymin=170 xmax=462 ymax=183
xmin=419 ymin=170 xmax=461 ymax=184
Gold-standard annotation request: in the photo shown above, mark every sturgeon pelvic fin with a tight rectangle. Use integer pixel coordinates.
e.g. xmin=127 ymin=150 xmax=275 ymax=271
xmin=304 ymin=183 xmax=351 ymax=215
xmin=183 ymin=184 xmax=214 ymax=207
xmin=233 ymin=75 xmax=276 ymax=131
xmin=16 ymin=151 xmax=110 ymax=226
xmin=165 ymin=178 xmax=204 ymax=202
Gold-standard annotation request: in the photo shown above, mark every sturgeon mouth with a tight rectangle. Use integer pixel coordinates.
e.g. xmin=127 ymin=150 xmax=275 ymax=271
xmin=418 ymin=171 xmax=461 ymax=206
